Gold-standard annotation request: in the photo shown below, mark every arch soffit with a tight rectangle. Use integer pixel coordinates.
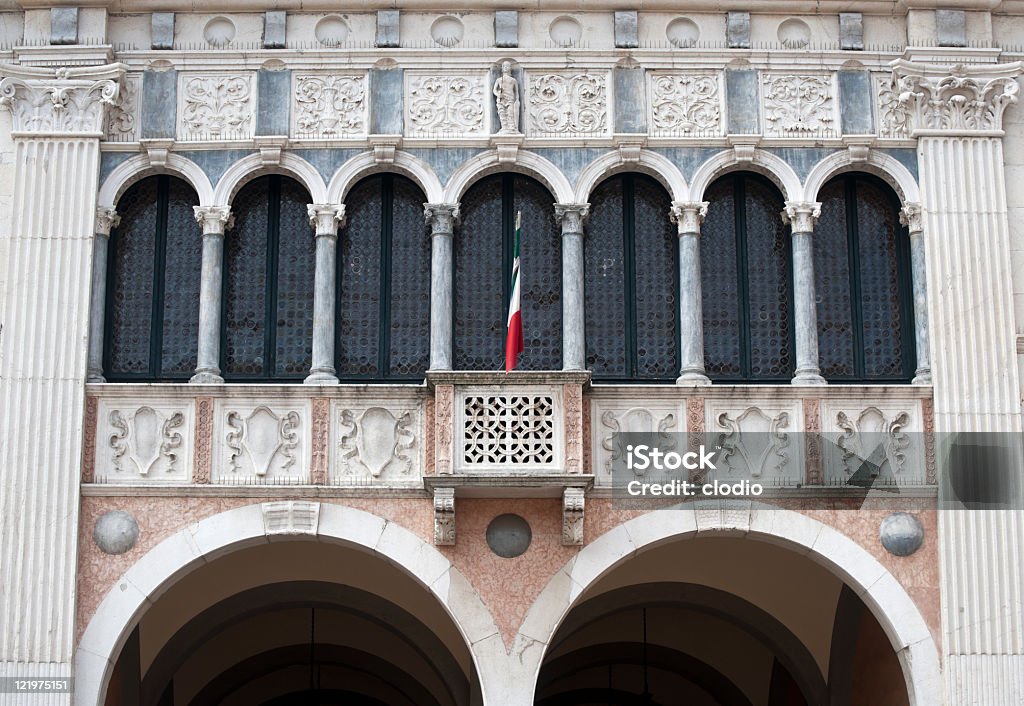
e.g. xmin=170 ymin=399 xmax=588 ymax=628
xmin=802 ymin=150 xmax=921 ymax=205
xmin=74 ymin=503 xmax=500 ymax=706
xmin=516 ymin=507 xmax=941 ymax=706
xmin=327 ymin=150 xmax=444 ymax=204
xmin=97 ymin=153 xmax=215 ymax=208
xmin=688 ymin=148 xmax=802 ymax=203
xmin=442 ymin=149 xmax=574 ymax=204
xmin=573 ymin=149 xmax=688 ymax=203
xmin=211 ymin=152 xmax=329 ymax=205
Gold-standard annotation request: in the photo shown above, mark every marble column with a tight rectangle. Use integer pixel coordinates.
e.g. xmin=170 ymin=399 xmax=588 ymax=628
xmin=305 ymin=204 xmax=345 ymax=384
xmin=0 ymin=62 xmax=124 ymax=693
xmin=191 ymin=206 xmax=232 ymax=384
xmin=554 ymin=203 xmax=589 ymax=371
xmin=86 ymin=207 xmax=119 ymax=383
xmin=782 ymin=202 xmax=826 ymax=386
xmin=900 ymin=203 xmax=932 ymax=385
xmin=424 ymin=203 xmax=459 ymax=371
xmin=670 ymin=202 xmax=711 ymax=386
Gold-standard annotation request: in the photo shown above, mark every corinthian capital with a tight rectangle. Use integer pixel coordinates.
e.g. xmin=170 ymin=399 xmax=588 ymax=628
xmin=424 ymin=203 xmax=460 ymax=234
xmin=669 ymin=202 xmax=709 ymax=236
xmin=0 ymin=63 xmax=127 ymax=135
xmin=95 ymin=206 xmax=119 ymax=236
xmin=889 ymin=59 xmax=1022 ymax=135
xmin=554 ymin=203 xmax=590 ymax=234
xmin=900 ymin=203 xmax=924 ymax=236
xmin=307 ymin=204 xmax=345 ymax=236
xmin=194 ymin=206 xmax=233 ymax=235
xmin=781 ymin=202 xmax=821 ymax=233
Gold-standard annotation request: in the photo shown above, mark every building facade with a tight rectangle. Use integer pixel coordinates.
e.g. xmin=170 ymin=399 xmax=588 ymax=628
xmin=0 ymin=1 xmax=1022 ymax=704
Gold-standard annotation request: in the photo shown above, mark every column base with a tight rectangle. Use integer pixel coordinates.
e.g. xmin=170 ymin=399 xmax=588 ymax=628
xmin=676 ymin=371 xmax=712 ymax=386
xmin=912 ymin=368 xmax=932 ymax=385
xmin=190 ymin=370 xmax=224 ymax=384
xmin=86 ymin=368 xmax=106 ymax=383
xmin=791 ymin=370 xmax=827 ymax=386
xmin=304 ymin=370 xmax=339 ymax=385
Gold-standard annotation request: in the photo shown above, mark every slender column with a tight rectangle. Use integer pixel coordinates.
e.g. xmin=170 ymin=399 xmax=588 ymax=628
xmin=190 ymin=206 xmax=232 ymax=384
xmin=86 ymin=207 xmax=119 ymax=383
xmin=900 ymin=203 xmax=932 ymax=385
xmin=554 ymin=203 xmax=589 ymax=371
xmin=670 ymin=202 xmax=711 ymax=386
xmin=305 ymin=204 xmax=345 ymax=384
xmin=424 ymin=203 xmax=459 ymax=371
xmin=782 ymin=202 xmax=826 ymax=386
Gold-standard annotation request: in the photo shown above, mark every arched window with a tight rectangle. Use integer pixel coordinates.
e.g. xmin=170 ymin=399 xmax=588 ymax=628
xmin=814 ymin=174 xmax=915 ymax=381
xmin=105 ymin=175 xmax=201 ymax=381
xmin=337 ymin=173 xmax=431 ymax=380
xmin=702 ymin=173 xmax=794 ymax=382
xmin=585 ymin=173 xmax=678 ymax=381
xmin=455 ymin=173 xmax=561 ymax=371
xmin=222 ymin=175 xmax=314 ymax=380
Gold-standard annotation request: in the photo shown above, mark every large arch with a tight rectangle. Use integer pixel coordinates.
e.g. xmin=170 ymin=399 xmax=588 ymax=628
xmin=442 ymin=149 xmax=574 ymax=204
xmin=573 ymin=149 xmax=688 ymax=203
xmin=74 ymin=503 xmax=503 ymax=706
xmin=211 ymin=151 xmax=329 ymax=205
xmin=802 ymin=149 xmax=921 ymax=205
xmin=97 ymin=153 xmax=214 ymax=208
xmin=513 ymin=505 xmax=941 ymax=706
xmin=688 ymin=148 xmax=803 ymax=203
xmin=327 ymin=149 xmax=444 ymax=204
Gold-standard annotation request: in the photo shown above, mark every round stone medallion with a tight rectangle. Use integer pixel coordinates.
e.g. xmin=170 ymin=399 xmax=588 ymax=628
xmin=431 ymin=16 xmax=465 ymax=47
xmin=666 ymin=18 xmax=700 ymax=48
xmin=879 ymin=512 xmax=924 ymax=557
xmin=778 ymin=18 xmax=811 ymax=49
xmin=486 ymin=514 xmax=532 ymax=558
xmin=549 ymin=16 xmax=582 ymax=47
xmin=315 ymin=15 xmax=350 ymax=47
xmin=94 ymin=510 xmax=140 ymax=555
xmin=203 ymin=16 xmax=236 ymax=47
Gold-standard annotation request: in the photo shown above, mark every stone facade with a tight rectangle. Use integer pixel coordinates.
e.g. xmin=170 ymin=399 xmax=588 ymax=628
xmin=0 ymin=3 xmax=1022 ymax=705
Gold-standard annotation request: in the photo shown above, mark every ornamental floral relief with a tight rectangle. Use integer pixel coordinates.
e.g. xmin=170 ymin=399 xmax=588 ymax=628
xmin=97 ymin=401 xmax=192 ymax=482
xmin=105 ymin=73 xmax=139 ymax=141
xmin=334 ymin=404 xmax=421 ymax=482
xmin=293 ymin=74 xmax=366 ymax=138
xmin=876 ymin=75 xmax=910 ymax=138
xmin=762 ymin=73 xmax=836 ymax=136
xmin=528 ymin=72 xmax=607 ymax=135
xmin=649 ymin=73 xmax=722 ymax=136
xmin=406 ymin=74 xmax=486 ymax=136
xmin=179 ymin=73 xmax=254 ymax=140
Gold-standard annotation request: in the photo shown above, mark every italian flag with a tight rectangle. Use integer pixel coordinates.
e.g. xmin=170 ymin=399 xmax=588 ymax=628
xmin=505 ymin=211 xmax=524 ymax=373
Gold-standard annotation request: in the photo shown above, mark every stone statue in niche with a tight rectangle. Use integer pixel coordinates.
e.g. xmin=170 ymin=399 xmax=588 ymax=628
xmin=493 ymin=61 xmax=521 ymax=134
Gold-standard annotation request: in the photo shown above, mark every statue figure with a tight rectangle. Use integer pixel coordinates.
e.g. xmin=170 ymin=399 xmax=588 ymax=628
xmin=493 ymin=61 xmax=520 ymax=134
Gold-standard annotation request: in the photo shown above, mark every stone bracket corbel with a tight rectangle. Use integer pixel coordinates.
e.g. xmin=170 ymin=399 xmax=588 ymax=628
xmin=433 ymin=487 xmax=456 ymax=545
xmin=369 ymin=134 xmax=402 ymax=163
xmin=842 ymin=134 xmax=875 ymax=162
xmin=140 ymin=138 xmax=175 ymax=167
xmin=254 ymin=135 xmax=288 ymax=166
xmin=562 ymin=487 xmax=585 ymax=546
xmin=726 ymin=134 xmax=761 ymax=163
xmin=491 ymin=133 xmax=525 ymax=163
xmin=612 ymin=134 xmax=646 ymax=163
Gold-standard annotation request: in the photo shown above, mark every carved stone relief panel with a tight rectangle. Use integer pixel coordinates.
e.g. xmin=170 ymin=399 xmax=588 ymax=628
xmin=592 ymin=400 xmax=680 ymax=486
xmin=705 ymin=400 xmax=803 ymax=484
xmin=292 ymin=73 xmax=367 ymax=139
xmin=876 ymin=74 xmax=910 ymax=138
xmin=212 ymin=400 xmax=309 ymax=483
xmin=105 ymin=72 xmax=140 ymax=142
xmin=820 ymin=400 xmax=924 ymax=484
xmin=762 ymin=73 xmax=836 ymax=137
xmin=405 ymin=72 xmax=487 ymax=137
xmin=456 ymin=386 xmax=563 ymax=472
xmin=648 ymin=72 xmax=723 ymax=136
xmin=527 ymin=72 xmax=608 ymax=135
xmin=332 ymin=400 xmax=423 ymax=484
xmin=178 ymin=72 xmax=255 ymax=141
xmin=96 ymin=399 xmax=193 ymax=483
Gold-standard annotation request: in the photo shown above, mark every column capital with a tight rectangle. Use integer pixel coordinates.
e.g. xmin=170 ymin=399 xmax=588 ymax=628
xmin=307 ymin=204 xmax=345 ymax=236
xmin=889 ymin=59 xmax=1022 ymax=136
xmin=900 ymin=202 xmax=924 ymax=236
xmin=781 ymin=202 xmax=821 ymax=233
xmin=0 ymin=62 xmax=127 ymax=135
xmin=554 ymin=203 xmax=590 ymax=233
xmin=424 ymin=203 xmax=460 ymax=233
xmin=193 ymin=205 xmax=233 ymax=235
xmin=95 ymin=206 xmax=119 ymax=236
xmin=669 ymin=201 xmax=709 ymax=236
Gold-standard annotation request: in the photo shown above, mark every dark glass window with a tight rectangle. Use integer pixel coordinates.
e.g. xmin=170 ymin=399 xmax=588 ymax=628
xmin=585 ymin=174 xmax=679 ymax=381
xmin=222 ymin=175 xmax=314 ymax=380
xmin=337 ymin=173 xmax=431 ymax=380
xmin=455 ymin=173 xmax=561 ymax=371
xmin=702 ymin=173 xmax=794 ymax=381
xmin=105 ymin=175 xmax=201 ymax=381
xmin=815 ymin=174 xmax=915 ymax=381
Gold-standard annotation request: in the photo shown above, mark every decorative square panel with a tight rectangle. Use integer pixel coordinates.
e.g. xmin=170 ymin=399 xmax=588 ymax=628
xmin=761 ymin=72 xmax=837 ymax=137
xmin=332 ymin=400 xmax=423 ymax=484
xmin=106 ymin=72 xmax=140 ymax=142
xmin=456 ymin=385 xmax=563 ymax=471
xmin=405 ymin=71 xmax=488 ymax=137
xmin=591 ymin=400 xmax=682 ymax=486
xmin=527 ymin=71 xmax=609 ymax=136
xmin=95 ymin=399 xmax=193 ymax=483
xmin=648 ymin=71 xmax=724 ymax=137
xmin=704 ymin=399 xmax=803 ymax=484
xmin=292 ymin=72 xmax=367 ymax=139
xmin=212 ymin=399 xmax=310 ymax=483
xmin=820 ymin=399 xmax=924 ymax=484
xmin=177 ymin=72 xmax=255 ymax=141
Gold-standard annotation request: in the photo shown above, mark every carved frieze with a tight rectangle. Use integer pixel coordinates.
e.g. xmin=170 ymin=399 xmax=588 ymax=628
xmin=0 ymin=64 xmax=124 ymax=134
xmin=564 ymin=384 xmax=584 ymax=474
xmin=877 ymin=75 xmax=910 ymax=138
xmin=335 ymin=403 xmax=421 ymax=482
xmin=293 ymin=73 xmax=366 ymax=138
xmin=179 ymin=73 xmax=254 ymax=140
xmin=820 ymin=401 xmax=924 ymax=484
xmin=406 ymin=73 xmax=486 ymax=136
xmin=105 ymin=73 xmax=139 ymax=142
xmin=215 ymin=403 xmax=307 ymax=482
xmin=96 ymin=401 xmax=192 ymax=482
xmin=649 ymin=73 xmax=722 ymax=136
xmin=715 ymin=407 xmax=794 ymax=480
xmin=598 ymin=406 xmax=677 ymax=480
xmin=762 ymin=74 xmax=835 ymax=136
xmin=528 ymin=72 xmax=608 ymax=135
